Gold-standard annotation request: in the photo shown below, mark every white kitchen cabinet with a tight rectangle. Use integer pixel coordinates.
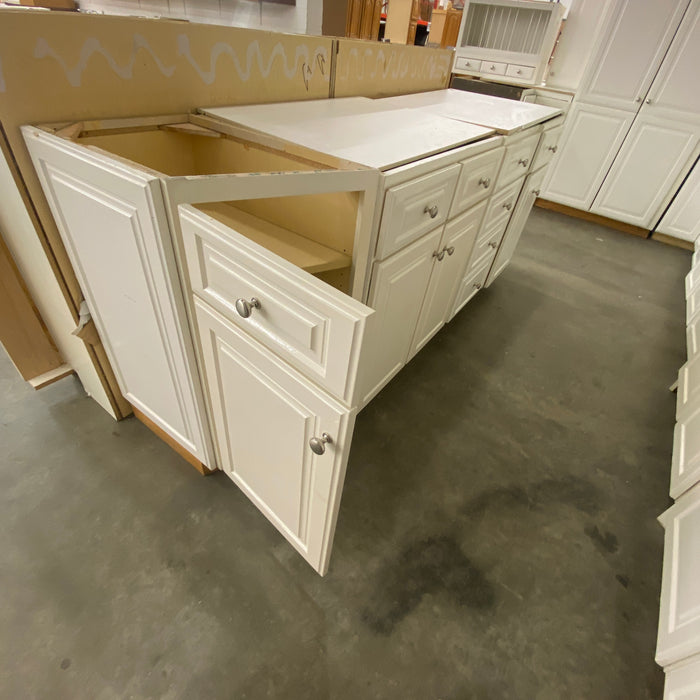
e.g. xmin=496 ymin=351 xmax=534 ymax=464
xmin=409 ymin=199 xmax=487 ymax=359
xmin=657 ymin=484 xmax=700 ymax=667
xmin=487 ymin=166 xmax=547 ymax=286
xmin=542 ymin=102 xmax=633 ymax=210
xmin=24 ymin=91 xmax=561 ymax=574
xmin=658 ymin=159 xmax=700 ymax=243
xmin=671 ymin=401 xmax=700 ymax=500
xmin=663 ymin=653 xmax=700 ymax=699
xmin=590 ymin=112 xmax=700 ymax=228
xmin=576 ymin=0 xmax=690 ymax=112
xmin=23 ymin=127 xmax=214 ymax=467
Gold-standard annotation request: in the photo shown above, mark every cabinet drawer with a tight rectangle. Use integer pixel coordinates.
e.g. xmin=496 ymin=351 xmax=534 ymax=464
xmin=505 ymin=63 xmax=535 ymax=81
xmin=471 ymin=217 xmax=505 ymax=270
xmin=656 ymin=485 xmax=700 ymax=667
xmin=450 ymin=257 xmax=491 ymax=320
xmin=454 ymin=56 xmax=482 ymax=73
xmin=531 ymin=125 xmax=564 ymax=172
xmin=481 ymin=61 xmax=507 ymax=76
xmin=450 ymin=146 xmax=505 ymax=216
xmin=688 ymin=284 xmax=700 ymax=323
xmin=180 ymin=205 xmax=372 ymax=403
xmin=677 ymin=355 xmax=700 ymax=418
xmin=671 ymin=403 xmax=700 ymax=499
xmin=499 ymin=132 xmax=541 ymax=187
xmin=687 ymin=267 xmax=700 ymax=299
xmin=377 ymin=163 xmax=460 ymax=259
xmin=688 ymin=317 xmax=700 ymax=360
xmin=482 ymin=177 xmax=523 ymax=231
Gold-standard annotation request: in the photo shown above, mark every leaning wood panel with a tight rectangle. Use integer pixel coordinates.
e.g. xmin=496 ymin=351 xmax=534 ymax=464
xmin=0 ymin=231 xmax=64 ymax=381
xmin=334 ymin=38 xmax=453 ymax=98
xmin=0 ymin=10 xmax=334 ymax=417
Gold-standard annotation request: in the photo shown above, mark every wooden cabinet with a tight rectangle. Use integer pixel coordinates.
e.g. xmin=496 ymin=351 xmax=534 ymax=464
xmin=440 ymin=8 xmax=462 ymax=49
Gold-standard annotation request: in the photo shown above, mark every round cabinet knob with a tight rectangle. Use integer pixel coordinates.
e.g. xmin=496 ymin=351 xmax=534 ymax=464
xmin=433 ymin=249 xmax=445 ymax=261
xmin=635 ymin=96 xmax=642 ymax=103
xmin=424 ymin=205 xmax=439 ymax=219
xmin=235 ymin=297 xmax=261 ymax=318
xmin=547 ymin=145 xmax=558 ymax=153
xmin=646 ymin=98 xmax=652 ymax=104
xmin=518 ymin=158 xmax=529 ymax=167
xmin=490 ymin=64 xmax=496 ymax=70
xmin=473 ymin=283 xmax=482 ymax=290
xmin=478 ymin=177 xmax=491 ymax=189
xmin=516 ymin=69 xmax=522 ymax=75
xmin=488 ymin=241 xmax=498 ymax=249
xmin=446 ymin=246 xmax=455 ymax=256
xmin=532 ymin=188 xmax=541 ymax=196
xmin=309 ymin=432 xmax=332 ymax=455
xmin=502 ymin=202 xmax=512 ymax=211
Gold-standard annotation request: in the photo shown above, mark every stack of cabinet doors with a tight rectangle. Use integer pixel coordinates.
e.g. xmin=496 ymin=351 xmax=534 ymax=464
xmin=656 ymin=243 xmax=700 ymax=693
xmin=542 ymin=0 xmax=700 ymax=233
xmin=23 ymin=92 xmax=560 ymax=574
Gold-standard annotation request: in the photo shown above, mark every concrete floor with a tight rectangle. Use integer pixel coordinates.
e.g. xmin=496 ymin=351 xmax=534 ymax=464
xmin=0 ymin=208 xmax=690 ymax=699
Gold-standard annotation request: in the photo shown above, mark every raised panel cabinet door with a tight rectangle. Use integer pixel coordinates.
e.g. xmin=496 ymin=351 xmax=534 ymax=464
xmin=590 ymin=112 xmax=700 ymax=228
xmin=359 ymin=228 xmax=443 ymax=406
xmin=577 ymin=0 xmax=690 ymax=112
xmin=663 ymin=653 xmax=700 ymax=699
xmin=22 ymin=127 xmax=213 ymax=466
xmin=541 ymin=102 xmax=634 ymax=210
xmin=194 ymin=299 xmax=354 ymax=575
xmin=658 ymin=158 xmax=700 ymax=242
xmin=671 ymin=402 xmax=700 ymax=499
xmin=657 ymin=484 xmax=700 ymax=666
xmin=409 ymin=200 xmax=487 ymax=359
xmin=486 ymin=167 xmax=546 ymax=287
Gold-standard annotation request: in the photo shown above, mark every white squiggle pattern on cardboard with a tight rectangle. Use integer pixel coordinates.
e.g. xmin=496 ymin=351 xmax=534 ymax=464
xmin=176 ymin=35 xmax=329 ymax=86
xmin=34 ymin=35 xmax=176 ymax=87
xmin=337 ymin=47 xmax=451 ymax=85
xmin=0 ymin=56 xmax=6 ymax=93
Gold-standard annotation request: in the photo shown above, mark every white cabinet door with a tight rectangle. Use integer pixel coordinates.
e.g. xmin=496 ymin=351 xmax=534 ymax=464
xmin=664 ymin=653 xmax=700 ymax=699
xmin=22 ymin=127 xmax=213 ymax=466
xmin=486 ymin=167 xmax=546 ymax=286
xmin=657 ymin=485 xmax=700 ymax=666
xmin=577 ymin=0 xmax=690 ymax=112
xmin=658 ymin=159 xmax=700 ymax=242
xmin=541 ymin=102 xmax=634 ymax=210
xmin=677 ymin=356 xmax=700 ymax=418
xmin=409 ymin=200 xmax=487 ymax=358
xmin=195 ymin=299 xmax=354 ymax=575
xmin=590 ymin=111 xmax=700 ymax=228
xmin=671 ymin=402 xmax=700 ymax=499
xmin=360 ymin=228 xmax=443 ymax=406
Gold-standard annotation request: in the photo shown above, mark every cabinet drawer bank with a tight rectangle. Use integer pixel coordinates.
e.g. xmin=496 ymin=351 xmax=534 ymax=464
xmin=24 ymin=94 xmax=561 ymax=575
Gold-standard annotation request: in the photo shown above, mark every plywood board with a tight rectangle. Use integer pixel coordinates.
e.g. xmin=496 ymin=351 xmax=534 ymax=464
xmin=0 ymin=10 xmax=334 ymax=415
xmin=334 ymin=38 xmax=453 ymax=98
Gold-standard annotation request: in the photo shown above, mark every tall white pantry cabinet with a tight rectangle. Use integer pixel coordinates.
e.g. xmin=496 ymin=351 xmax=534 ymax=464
xmin=23 ymin=93 xmax=561 ymax=574
xmin=542 ymin=0 xmax=700 ymax=236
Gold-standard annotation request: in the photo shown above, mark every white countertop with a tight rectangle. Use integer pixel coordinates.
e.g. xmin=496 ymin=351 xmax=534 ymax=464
xmin=201 ymin=103 xmax=495 ymax=171
xmin=370 ymin=89 xmax=562 ymax=134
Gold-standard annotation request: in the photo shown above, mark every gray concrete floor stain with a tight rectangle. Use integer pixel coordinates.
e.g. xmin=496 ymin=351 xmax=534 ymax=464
xmin=0 ymin=209 xmax=688 ymax=699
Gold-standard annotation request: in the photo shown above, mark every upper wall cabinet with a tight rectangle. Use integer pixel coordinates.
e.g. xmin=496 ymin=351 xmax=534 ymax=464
xmin=576 ymin=0 xmax=691 ymax=113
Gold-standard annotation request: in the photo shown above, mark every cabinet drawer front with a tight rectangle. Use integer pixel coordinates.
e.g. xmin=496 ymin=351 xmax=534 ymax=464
xmin=499 ymin=133 xmax=541 ymax=187
xmin=450 ymin=258 xmax=490 ymax=320
xmin=377 ymin=163 xmax=460 ymax=259
xmin=194 ymin=298 xmax=354 ymax=575
xmin=688 ymin=285 xmax=700 ymax=324
xmin=677 ymin=356 xmax=700 ymax=418
xmin=482 ymin=177 xmax=523 ymax=232
xmin=671 ymin=405 xmax=700 ymax=499
xmin=471 ymin=217 xmax=506 ymax=269
xmin=688 ymin=318 xmax=700 ymax=360
xmin=454 ymin=56 xmax=482 ymax=73
xmin=180 ymin=206 xmax=372 ymax=403
xmin=481 ymin=61 xmax=507 ymax=76
xmin=505 ymin=64 xmax=535 ymax=81
xmin=656 ymin=485 xmax=700 ymax=667
xmin=450 ymin=146 xmax=505 ymax=216
xmin=531 ymin=125 xmax=563 ymax=171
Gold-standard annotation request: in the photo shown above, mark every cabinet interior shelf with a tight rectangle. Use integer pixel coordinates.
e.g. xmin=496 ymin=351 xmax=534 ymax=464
xmin=194 ymin=202 xmax=352 ymax=275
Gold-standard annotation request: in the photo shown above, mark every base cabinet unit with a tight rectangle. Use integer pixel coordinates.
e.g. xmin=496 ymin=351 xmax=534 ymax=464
xmin=542 ymin=0 xmax=700 ymax=234
xmin=658 ymin=157 xmax=700 ymax=243
xmin=23 ymin=90 xmax=561 ymax=574
xmin=663 ymin=654 xmax=700 ymax=699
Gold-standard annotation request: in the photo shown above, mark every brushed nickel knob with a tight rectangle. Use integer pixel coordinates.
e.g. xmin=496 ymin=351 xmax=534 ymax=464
xmin=309 ymin=432 xmax=332 ymax=455
xmin=473 ymin=283 xmax=482 ymax=290
xmin=433 ymin=249 xmax=445 ymax=261
xmin=478 ymin=177 xmax=491 ymax=188
xmin=502 ymin=202 xmax=512 ymax=211
xmin=547 ymin=145 xmax=558 ymax=153
xmin=516 ymin=69 xmax=522 ymax=75
xmin=489 ymin=241 xmax=498 ymax=249
xmin=446 ymin=246 xmax=455 ymax=256
xmin=532 ymin=188 xmax=541 ymax=196
xmin=490 ymin=64 xmax=496 ymax=70
xmin=424 ymin=205 xmax=439 ymax=219
xmin=235 ymin=297 xmax=261 ymax=318
xmin=635 ymin=96 xmax=642 ymax=103
xmin=646 ymin=98 xmax=652 ymax=104
xmin=518 ymin=158 xmax=529 ymax=167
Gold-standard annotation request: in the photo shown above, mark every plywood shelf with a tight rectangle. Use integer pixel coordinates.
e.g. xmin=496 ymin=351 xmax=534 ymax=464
xmin=194 ymin=202 xmax=352 ymax=275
